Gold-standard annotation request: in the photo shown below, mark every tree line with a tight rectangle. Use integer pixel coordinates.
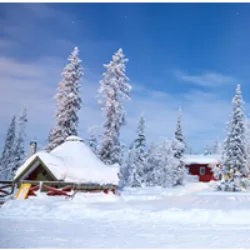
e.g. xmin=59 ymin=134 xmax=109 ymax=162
xmin=44 ymin=47 xmax=187 ymax=188
xmin=0 ymin=108 xmax=27 ymax=180
xmin=1 ymin=46 xmax=249 ymax=192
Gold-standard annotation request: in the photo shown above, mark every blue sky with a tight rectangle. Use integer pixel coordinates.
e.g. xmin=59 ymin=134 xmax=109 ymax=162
xmin=1 ymin=3 xmax=250 ymax=153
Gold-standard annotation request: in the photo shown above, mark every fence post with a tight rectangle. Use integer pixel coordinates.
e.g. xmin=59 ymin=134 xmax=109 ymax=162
xmin=39 ymin=181 xmax=42 ymax=193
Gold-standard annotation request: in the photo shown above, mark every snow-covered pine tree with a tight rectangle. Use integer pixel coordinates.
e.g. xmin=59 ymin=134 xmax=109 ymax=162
xmin=171 ymin=108 xmax=187 ymax=186
xmin=140 ymin=137 xmax=180 ymax=188
xmin=125 ymin=115 xmax=147 ymax=187
xmin=217 ymin=84 xmax=249 ymax=191
xmin=134 ymin=115 xmax=146 ymax=154
xmin=161 ymin=139 xmax=180 ymax=187
xmin=120 ymin=142 xmax=134 ymax=187
xmin=119 ymin=143 xmax=127 ymax=187
xmin=245 ymin=118 xmax=250 ymax=169
xmin=120 ymin=143 xmax=127 ymax=171
xmin=124 ymin=147 xmax=141 ymax=187
xmin=98 ymin=48 xmax=131 ymax=166
xmin=62 ymin=47 xmax=83 ymax=137
xmin=0 ymin=116 xmax=16 ymax=180
xmin=46 ymin=47 xmax=83 ymax=152
xmin=145 ymin=138 xmax=175 ymax=187
xmin=86 ymin=126 xmax=99 ymax=155
xmin=144 ymin=142 xmax=159 ymax=186
xmin=46 ymin=83 xmax=66 ymax=152
xmin=154 ymin=139 xmax=168 ymax=187
xmin=134 ymin=115 xmax=147 ymax=182
xmin=11 ymin=107 xmax=28 ymax=180
xmin=213 ymin=138 xmax=222 ymax=155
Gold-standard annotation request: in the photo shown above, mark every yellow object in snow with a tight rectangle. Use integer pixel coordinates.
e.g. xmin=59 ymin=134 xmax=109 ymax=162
xmin=15 ymin=183 xmax=31 ymax=200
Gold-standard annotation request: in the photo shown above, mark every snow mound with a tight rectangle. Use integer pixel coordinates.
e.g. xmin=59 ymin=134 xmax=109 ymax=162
xmin=122 ymin=182 xmax=209 ymax=201
xmin=2 ymin=183 xmax=250 ymax=226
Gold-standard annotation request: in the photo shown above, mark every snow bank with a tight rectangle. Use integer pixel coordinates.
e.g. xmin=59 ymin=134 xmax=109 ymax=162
xmin=2 ymin=183 xmax=250 ymax=225
xmin=122 ymin=182 xmax=209 ymax=201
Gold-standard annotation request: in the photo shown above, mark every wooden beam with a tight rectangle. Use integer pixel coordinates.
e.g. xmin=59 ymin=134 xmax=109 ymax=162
xmin=0 ymin=182 xmax=15 ymax=197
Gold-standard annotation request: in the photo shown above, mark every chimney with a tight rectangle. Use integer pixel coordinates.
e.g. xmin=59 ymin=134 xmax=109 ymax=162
xmin=29 ymin=140 xmax=37 ymax=155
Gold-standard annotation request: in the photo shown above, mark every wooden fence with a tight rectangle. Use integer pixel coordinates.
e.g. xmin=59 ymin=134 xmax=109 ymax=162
xmin=19 ymin=180 xmax=118 ymax=197
xmin=0 ymin=180 xmax=118 ymax=201
xmin=0 ymin=181 xmax=16 ymax=198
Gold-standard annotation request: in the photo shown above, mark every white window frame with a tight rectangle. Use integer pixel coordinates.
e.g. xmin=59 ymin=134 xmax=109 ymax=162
xmin=200 ymin=166 xmax=206 ymax=176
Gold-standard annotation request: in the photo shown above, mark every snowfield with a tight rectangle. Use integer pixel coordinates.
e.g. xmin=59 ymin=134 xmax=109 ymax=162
xmin=1 ymin=182 xmax=250 ymax=248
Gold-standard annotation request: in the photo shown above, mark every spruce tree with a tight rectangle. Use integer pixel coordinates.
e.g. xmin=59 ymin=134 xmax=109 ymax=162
xmin=124 ymin=148 xmax=142 ymax=187
xmin=213 ymin=138 xmax=222 ymax=155
xmin=144 ymin=142 xmax=158 ymax=186
xmin=125 ymin=115 xmax=147 ymax=187
xmin=98 ymin=48 xmax=131 ymax=165
xmin=120 ymin=143 xmax=126 ymax=166
xmin=0 ymin=116 xmax=16 ymax=180
xmin=161 ymin=139 xmax=180 ymax=187
xmin=86 ymin=126 xmax=99 ymax=155
xmin=218 ymin=84 xmax=249 ymax=191
xmin=11 ymin=108 xmax=28 ymax=180
xmin=121 ymin=142 xmax=134 ymax=187
xmin=134 ymin=115 xmax=146 ymax=155
xmin=134 ymin=115 xmax=147 ymax=183
xmin=171 ymin=108 xmax=187 ymax=186
xmin=245 ymin=118 xmax=250 ymax=168
xmin=46 ymin=47 xmax=83 ymax=152
xmin=153 ymin=139 xmax=168 ymax=187
xmin=46 ymin=84 xmax=66 ymax=152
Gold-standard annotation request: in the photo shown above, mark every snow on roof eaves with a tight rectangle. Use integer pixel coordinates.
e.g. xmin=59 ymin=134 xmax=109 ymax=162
xmin=183 ymin=154 xmax=221 ymax=165
xmin=49 ymin=138 xmax=119 ymax=185
xmin=14 ymin=151 xmax=67 ymax=181
xmin=15 ymin=137 xmax=120 ymax=185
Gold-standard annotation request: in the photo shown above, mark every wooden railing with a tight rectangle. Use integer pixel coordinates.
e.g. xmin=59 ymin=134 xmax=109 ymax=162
xmin=0 ymin=181 xmax=16 ymax=198
xmin=0 ymin=180 xmax=118 ymax=201
xmin=19 ymin=180 xmax=118 ymax=197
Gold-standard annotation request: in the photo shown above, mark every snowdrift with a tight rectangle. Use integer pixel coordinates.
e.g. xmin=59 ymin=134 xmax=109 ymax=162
xmin=2 ymin=182 xmax=250 ymax=226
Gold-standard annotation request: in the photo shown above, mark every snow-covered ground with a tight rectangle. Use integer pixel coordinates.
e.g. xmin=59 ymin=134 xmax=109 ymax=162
xmin=1 ymin=182 xmax=250 ymax=248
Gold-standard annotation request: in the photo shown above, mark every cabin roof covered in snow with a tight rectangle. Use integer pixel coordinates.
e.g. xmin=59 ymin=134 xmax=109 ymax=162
xmin=183 ymin=154 xmax=221 ymax=165
xmin=14 ymin=136 xmax=120 ymax=185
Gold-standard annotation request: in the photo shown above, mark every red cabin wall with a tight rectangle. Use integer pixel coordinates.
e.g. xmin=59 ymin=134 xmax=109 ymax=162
xmin=186 ymin=163 xmax=216 ymax=182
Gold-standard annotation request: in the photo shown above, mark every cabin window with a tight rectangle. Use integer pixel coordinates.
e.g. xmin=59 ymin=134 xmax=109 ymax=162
xmin=200 ymin=166 xmax=206 ymax=175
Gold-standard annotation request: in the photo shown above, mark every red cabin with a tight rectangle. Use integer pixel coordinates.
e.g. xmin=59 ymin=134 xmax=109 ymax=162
xmin=183 ymin=154 xmax=220 ymax=182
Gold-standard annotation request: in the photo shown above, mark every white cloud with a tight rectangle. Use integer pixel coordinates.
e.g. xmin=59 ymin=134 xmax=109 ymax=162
xmin=174 ymin=69 xmax=237 ymax=87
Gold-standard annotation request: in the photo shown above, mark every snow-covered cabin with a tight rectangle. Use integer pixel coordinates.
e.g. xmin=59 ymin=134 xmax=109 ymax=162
xmin=14 ymin=136 xmax=120 ymax=187
xmin=183 ymin=154 xmax=221 ymax=182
